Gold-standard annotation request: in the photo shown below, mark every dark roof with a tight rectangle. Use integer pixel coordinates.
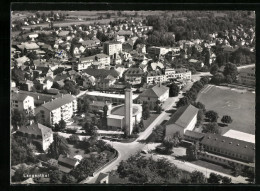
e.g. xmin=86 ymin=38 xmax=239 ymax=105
xmin=90 ymin=101 xmax=111 ymax=107
xmin=17 ymin=123 xmax=53 ymax=138
xmin=11 ymin=92 xmax=31 ymax=101
xmin=41 ymin=94 xmax=76 ymax=111
xmin=58 ymin=155 xmax=77 ymax=167
xmin=124 ymin=67 xmax=144 ymax=77
xmin=18 ymin=90 xmax=61 ymax=103
xmin=184 ymin=130 xmax=205 ymax=139
xmin=83 ymin=68 xmax=119 ymax=78
xmin=139 ymin=84 xmax=169 ymax=99
xmin=110 ymin=104 xmax=141 ymax=116
xmin=95 ymin=173 xmax=109 ymax=184
xmin=201 ymin=133 xmax=255 ymax=161
xmin=165 ymin=104 xmax=199 ymax=128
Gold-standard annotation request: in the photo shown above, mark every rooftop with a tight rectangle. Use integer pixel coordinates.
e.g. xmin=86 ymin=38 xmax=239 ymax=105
xmin=223 ymin=129 xmax=255 ymax=144
xmin=139 ymin=84 xmax=169 ymax=98
xmin=41 ymin=94 xmax=76 ymax=111
xmin=201 ymin=133 xmax=255 ymax=161
xmin=110 ymin=104 xmax=142 ymax=116
xmin=86 ymin=91 xmax=139 ymax=100
xmin=165 ymin=104 xmax=199 ymax=128
xmin=17 ymin=123 xmax=53 ymax=139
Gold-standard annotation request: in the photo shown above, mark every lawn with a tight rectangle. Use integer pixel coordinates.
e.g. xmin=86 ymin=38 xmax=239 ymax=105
xmin=196 ymin=85 xmax=255 ymax=135
xmin=191 ymin=160 xmax=233 ymax=176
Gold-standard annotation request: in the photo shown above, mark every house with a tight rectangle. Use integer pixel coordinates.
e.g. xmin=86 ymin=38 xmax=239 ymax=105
xmin=238 ymin=66 xmax=255 ymax=87
xmin=136 ymin=44 xmax=146 ymax=54
xmin=81 ymin=40 xmax=99 ymax=49
xmin=165 ymin=104 xmax=199 ymax=138
xmin=19 ymin=80 xmax=34 ymax=91
xmin=15 ymin=56 xmax=30 ymax=66
xmin=95 ymin=53 xmax=111 ymax=67
xmin=89 ymin=101 xmax=112 ymax=113
xmin=82 ymin=74 xmax=96 ymax=88
xmin=124 ymin=67 xmax=144 ymax=85
xmin=122 ymin=41 xmax=133 ymax=52
xmin=138 ymin=84 xmax=169 ymax=108
xmin=146 ymin=70 xmax=167 ymax=84
xmin=35 ymin=94 xmax=77 ymax=127
xmin=200 ymin=133 xmax=255 ymax=169
xmin=82 ymin=68 xmax=120 ymax=79
xmin=95 ymin=173 xmax=109 ymax=184
xmin=17 ymin=42 xmax=40 ymax=51
xmin=16 ymin=122 xmax=53 ymax=151
xmin=147 ymin=46 xmax=170 ymax=57
xmin=95 ymin=76 xmax=116 ymax=91
xmin=73 ymin=56 xmax=94 ymax=71
xmin=58 ymin=155 xmax=79 ymax=173
xmin=11 ymin=92 xmax=35 ymax=114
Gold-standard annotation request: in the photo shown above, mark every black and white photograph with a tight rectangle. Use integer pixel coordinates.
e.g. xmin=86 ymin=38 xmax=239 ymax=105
xmin=10 ymin=9 xmax=255 ymax=185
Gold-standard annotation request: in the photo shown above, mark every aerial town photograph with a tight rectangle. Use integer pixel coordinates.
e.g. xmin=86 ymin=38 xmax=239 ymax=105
xmin=10 ymin=10 xmax=255 ymax=184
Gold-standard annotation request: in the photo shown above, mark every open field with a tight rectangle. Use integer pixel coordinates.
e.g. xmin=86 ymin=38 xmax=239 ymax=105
xmin=196 ymin=85 xmax=255 ymax=135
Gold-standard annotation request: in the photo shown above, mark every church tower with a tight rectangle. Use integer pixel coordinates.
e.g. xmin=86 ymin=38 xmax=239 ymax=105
xmin=124 ymin=88 xmax=133 ymax=135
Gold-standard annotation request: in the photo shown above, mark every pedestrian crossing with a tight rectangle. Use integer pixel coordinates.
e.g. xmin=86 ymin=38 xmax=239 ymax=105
xmin=200 ymin=84 xmax=214 ymax=94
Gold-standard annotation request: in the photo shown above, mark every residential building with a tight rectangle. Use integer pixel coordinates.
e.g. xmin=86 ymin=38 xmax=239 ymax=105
xmin=103 ymin=41 xmax=122 ymax=58
xmin=35 ymin=94 xmax=77 ymax=127
xmin=124 ymin=67 xmax=144 ymax=85
xmin=136 ymin=44 xmax=146 ymax=54
xmin=82 ymin=74 xmax=96 ymax=89
xmin=95 ymin=173 xmax=109 ymax=184
xmin=19 ymin=80 xmax=34 ymax=91
xmin=11 ymin=92 xmax=35 ymax=114
xmin=238 ymin=66 xmax=255 ymax=87
xmin=94 ymin=53 xmax=111 ymax=67
xmin=147 ymin=46 xmax=170 ymax=56
xmin=89 ymin=101 xmax=112 ymax=113
xmin=165 ymin=104 xmax=199 ymax=138
xmin=58 ymin=155 xmax=79 ymax=173
xmin=146 ymin=70 xmax=167 ymax=84
xmin=73 ymin=56 xmax=94 ymax=71
xmin=16 ymin=122 xmax=53 ymax=151
xmin=138 ymin=84 xmax=169 ymax=108
xmin=95 ymin=76 xmax=116 ymax=91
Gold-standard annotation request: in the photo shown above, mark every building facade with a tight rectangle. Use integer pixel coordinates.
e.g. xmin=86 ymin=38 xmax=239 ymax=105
xmin=238 ymin=66 xmax=255 ymax=87
xmin=35 ymin=94 xmax=77 ymax=127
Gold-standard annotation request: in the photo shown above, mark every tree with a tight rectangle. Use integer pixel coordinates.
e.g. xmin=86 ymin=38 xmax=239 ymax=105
xmin=223 ymin=63 xmax=238 ymax=81
xmin=202 ymin=122 xmax=220 ymax=134
xmin=168 ymin=83 xmax=180 ymax=97
xmin=12 ymin=67 xmax=25 ymax=84
xmin=196 ymin=109 xmax=204 ymax=127
xmin=83 ymin=122 xmax=98 ymax=136
xmin=103 ymin=105 xmax=108 ymax=118
xmin=210 ymin=64 xmax=219 ymax=75
xmin=193 ymin=102 xmax=206 ymax=113
xmin=225 ymin=74 xmax=233 ymax=84
xmin=68 ymin=134 xmax=80 ymax=144
xmin=62 ymin=174 xmax=76 ymax=183
xmin=200 ymin=76 xmax=210 ymax=85
xmin=221 ymin=115 xmax=233 ymax=124
xmin=151 ymin=125 xmax=165 ymax=142
xmin=49 ymin=170 xmax=63 ymax=183
xmin=190 ymin=171 xmax=207 ymax=184
xmin=221 ymin=176 xmax=232 ymax=184
xmin=63 ymin=80 xmax=80 ymax=95
xmin=208 ymin=173 xmax=222 ymax=184
xmin=12 ymin=164 xmax=28 ymax=182
xmin=48 ymin=133 xmax=70 ymax=159
xmin=186 ymin=141 xmax=200 ymax=161
xmin=176 ymin=97 xmax=190 ymax=108
xmin=58 ymin=119 xmax=66 ymax=130
xmin=205 ymin=110 xmax=219 ymax=122
xmin=142 ymin=102 xmax=150 ymax=120
xmin=211 ymin=72 xmax=224 ymax=85
xmin=11 ymin=109 xmax=28 ymax=129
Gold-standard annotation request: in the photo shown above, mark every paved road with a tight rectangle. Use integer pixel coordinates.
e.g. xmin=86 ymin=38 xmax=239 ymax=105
xmin=149 ymin=154 xmax=248 ymax=184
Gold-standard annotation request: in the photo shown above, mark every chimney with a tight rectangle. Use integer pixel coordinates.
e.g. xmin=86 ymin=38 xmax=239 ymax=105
xmin=124 ymin=88 xmax=133 ymax=136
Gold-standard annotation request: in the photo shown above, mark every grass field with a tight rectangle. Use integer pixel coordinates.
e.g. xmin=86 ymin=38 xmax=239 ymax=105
xmin=196 ymin=85 xmax=255 ymax=135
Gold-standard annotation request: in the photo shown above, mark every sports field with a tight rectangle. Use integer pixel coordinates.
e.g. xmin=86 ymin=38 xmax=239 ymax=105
xmin=196 ymin=85 xmax=255 ymax=135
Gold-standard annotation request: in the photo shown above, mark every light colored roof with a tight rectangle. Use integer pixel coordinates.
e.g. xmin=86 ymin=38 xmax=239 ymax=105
xmin=165 ymin=104 xmax=199 ymax=128
xmin=90 ymin=101 xmax=112 ymax=107
xmin=110 ymin=104 xmax=142 ymax=116
xmin=58 ymin=154 xmax=77 ymax=167
xmin=139 ymin=84 xmax=169 ymax=98
xmin=86 ymin=91 xmax=139 ymax=100
xmin=41 ymin=94 xmax=76 ymax=111
xmin=58 ymin=31 xmax=70 ymax=37
xmin=15 ymin=56 xmax=30 ymax=64
xmin=18 ymin=42 xmax=39 ymax=50
xmin=223 ymin=129 xmax=255 ymax=144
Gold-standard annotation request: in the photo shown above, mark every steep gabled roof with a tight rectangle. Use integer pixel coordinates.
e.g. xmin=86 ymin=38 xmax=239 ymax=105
xmin=40 ymin=94 xmax=76 ymax=111
xmin=139 ymin=84 xmax=169 ymax=98
xmin=17 ymin=123 xmax=53 ymax=139
xmin=165 ymin=104 xmax=199 ymax=128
